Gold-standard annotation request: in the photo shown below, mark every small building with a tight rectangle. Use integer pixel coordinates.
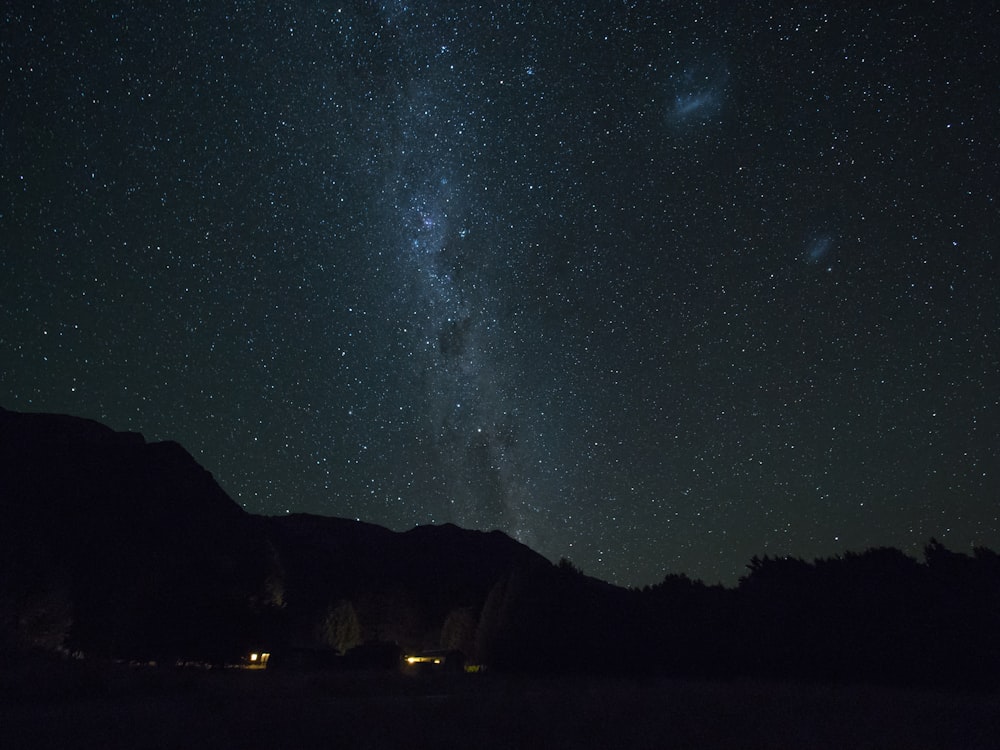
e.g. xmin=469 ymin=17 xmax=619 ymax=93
xmin=404 ymin=649 xmax=466 ymax=673
xmin=244 ymin=651 xmax=271 ymax=669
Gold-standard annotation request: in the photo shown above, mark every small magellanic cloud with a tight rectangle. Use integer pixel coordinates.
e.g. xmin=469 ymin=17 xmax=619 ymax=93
xmin=805 ymin=235 xmax=834 ymax=264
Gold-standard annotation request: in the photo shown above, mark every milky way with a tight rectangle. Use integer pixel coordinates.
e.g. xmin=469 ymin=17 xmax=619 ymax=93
xmin=360 ymin=5 xmax=555 ymax=544
xmin=3 ymin=2 xmax=998 ymax=585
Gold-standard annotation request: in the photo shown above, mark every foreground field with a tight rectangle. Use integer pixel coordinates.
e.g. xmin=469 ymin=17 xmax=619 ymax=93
xmin=1 ymin=656 xmax=998 ymax=749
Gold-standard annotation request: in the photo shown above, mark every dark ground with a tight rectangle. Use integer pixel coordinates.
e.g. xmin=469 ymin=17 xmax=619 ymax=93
xmin=1 ymin=655 xmax=998 ymax=750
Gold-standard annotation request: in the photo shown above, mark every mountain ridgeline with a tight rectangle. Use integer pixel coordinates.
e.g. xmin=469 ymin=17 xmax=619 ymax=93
xmin=1 ymin=407 xmax=998 ymax=688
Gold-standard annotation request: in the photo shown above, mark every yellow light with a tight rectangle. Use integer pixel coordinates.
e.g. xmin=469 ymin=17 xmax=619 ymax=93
xmin=406 ymin=655 xmax=443 ymax=665
xmin=250 ymin=653 xmax=258 ymax=662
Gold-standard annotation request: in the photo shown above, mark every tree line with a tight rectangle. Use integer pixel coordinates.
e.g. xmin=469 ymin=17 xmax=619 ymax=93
xmin=5 ymin=535 xmax=998 ymax=690
xmin=468 ymin=540 xmax=1000 ymax=688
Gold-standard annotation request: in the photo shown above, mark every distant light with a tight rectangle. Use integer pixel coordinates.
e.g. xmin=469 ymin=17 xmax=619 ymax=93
xmin=406 ymin=654 xmax=444 ymax=666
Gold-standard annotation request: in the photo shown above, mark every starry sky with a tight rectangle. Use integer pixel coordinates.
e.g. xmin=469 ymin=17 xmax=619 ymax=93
xmin=3 ymin=1 xmax=998 ymax=586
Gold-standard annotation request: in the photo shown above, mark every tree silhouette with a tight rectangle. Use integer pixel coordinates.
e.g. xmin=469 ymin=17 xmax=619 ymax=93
xmin=440 ymin=605 xmax=477 ymax=657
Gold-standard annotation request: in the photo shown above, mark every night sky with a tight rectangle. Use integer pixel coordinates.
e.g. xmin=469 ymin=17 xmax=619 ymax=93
xmin=3 ymin=2 xmax=998 ymax=586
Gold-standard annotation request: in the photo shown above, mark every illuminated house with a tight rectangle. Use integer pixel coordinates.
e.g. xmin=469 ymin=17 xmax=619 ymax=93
xmin=245 ymin=651 xmax=270 ymax=669
xmin=403 ymin=649 xmax=465 ymax=672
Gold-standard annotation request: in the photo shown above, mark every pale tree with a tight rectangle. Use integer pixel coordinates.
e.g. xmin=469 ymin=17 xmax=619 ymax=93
xmin=319 ymin=599 xmax=362 ymax=653
xmin=440 ymin=606 xmax=477 ymax=656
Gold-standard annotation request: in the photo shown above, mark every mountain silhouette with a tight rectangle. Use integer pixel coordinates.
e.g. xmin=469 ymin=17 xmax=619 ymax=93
xmin=0 ymin=407 xmax=552 ymax=663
